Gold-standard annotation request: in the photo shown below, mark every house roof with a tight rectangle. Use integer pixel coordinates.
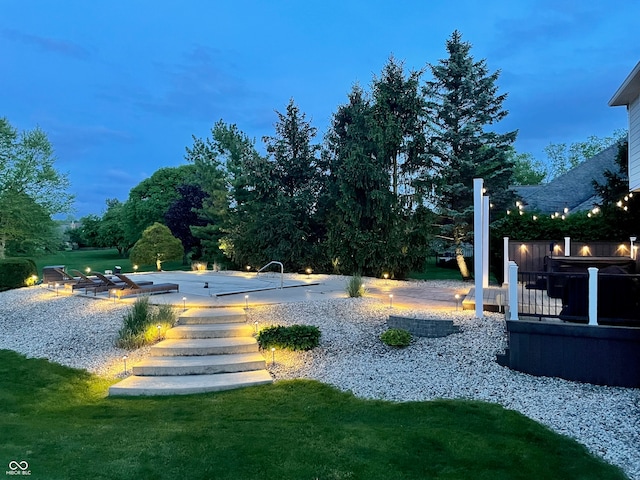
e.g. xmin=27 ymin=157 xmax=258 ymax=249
xmin=512 ymin=143 xmax=622 ymax=215
xmin=609 ymin=61 xmax=640 ymax=106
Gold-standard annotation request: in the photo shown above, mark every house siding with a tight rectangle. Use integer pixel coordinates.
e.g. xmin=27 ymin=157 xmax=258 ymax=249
xmin=630 ymin=95 xmax=640 ymax=191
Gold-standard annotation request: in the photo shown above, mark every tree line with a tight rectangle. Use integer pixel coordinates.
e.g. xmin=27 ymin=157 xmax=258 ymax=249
xmin=69 ymin=31 xmax=516 ymax=278
xmin=2 ymin=31 xmax=634 ymax=279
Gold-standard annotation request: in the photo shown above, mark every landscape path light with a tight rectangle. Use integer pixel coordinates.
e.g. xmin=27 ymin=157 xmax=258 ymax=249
xmin=455 ymin=293 xmax=461 ymax=311
xmin=182 ymin=296 xmax=187 ymax=311
xmin=122 ymin=355 xmax=128 ymax=375
xmin=55 ymin=283 xmax=59 ymax=296
xmin=245 ymin=295 xmax=249 ymax=310
xmin=271 ymin=347 xmax=276 ymax=365
xmin=254 ymin=321 xmax=259 ymax=333
xmin=389 ymin=294 xmax=393 ymax=309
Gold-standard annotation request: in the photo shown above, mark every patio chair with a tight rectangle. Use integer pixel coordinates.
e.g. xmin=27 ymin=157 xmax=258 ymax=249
xmin=87 ymin=272 xmax=153 ymax=296
xmin=61 ymin=269 xmax=103 ymax=291
xmin=114 ymin=273 xmax=179 ymax=297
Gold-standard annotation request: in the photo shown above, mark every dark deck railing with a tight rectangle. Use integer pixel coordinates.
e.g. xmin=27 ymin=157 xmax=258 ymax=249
xmin=516 ymin=270 xmax=640 ymax=326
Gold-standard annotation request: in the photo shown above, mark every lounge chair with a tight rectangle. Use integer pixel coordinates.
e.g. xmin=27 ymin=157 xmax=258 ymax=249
xmin=113 ymin=273 xmax=179 ymax=297
xmin=61 ymin=269 xmax=103 ymax=291
xmin=46 ymin=267 xmax=83 ymax=287
xmin=87 ymin=272 xmax=153 ymax=296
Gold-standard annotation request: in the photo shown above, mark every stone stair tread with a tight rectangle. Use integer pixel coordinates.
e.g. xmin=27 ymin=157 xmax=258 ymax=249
xmin=156 ymin=337 xmax=257 ymax=348
xmin=109 ymin=370 xmax=273 ymax=396
xmin=135 ymin=352 xmax=265 ymax=368
xmin=166 ymin=323 xmax=253 ymax=339
xmin=132 ymin=352 xmax=266 ymax=376
xmin=151 ymin=337 xmax=259 ymax=356
xmin=178 ymin=308 xmax=247 ymax=325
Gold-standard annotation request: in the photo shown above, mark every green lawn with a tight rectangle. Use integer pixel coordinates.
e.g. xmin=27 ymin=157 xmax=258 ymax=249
xmin=0 ymin=350 xmax=627 ymax=480
xmin=31 ymin=248 xmax=188 ymax=276
xmin=32 ymin=250 xmax=466 ymax=281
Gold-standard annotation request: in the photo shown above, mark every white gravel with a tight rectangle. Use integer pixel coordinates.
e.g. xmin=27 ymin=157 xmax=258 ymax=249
xmin=1 ymin=283 xmax=639 ymax=479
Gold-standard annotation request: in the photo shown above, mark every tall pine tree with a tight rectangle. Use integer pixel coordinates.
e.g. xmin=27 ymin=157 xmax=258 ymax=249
xmin=424 ymin=31 xmax=517 ymax=279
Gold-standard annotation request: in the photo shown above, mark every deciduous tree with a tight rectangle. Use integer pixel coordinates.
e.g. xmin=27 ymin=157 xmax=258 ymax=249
xmin=129 ymin=222 xmax=184 ymax=271
xmin=0 ymin=118 xmax=72 ymax=258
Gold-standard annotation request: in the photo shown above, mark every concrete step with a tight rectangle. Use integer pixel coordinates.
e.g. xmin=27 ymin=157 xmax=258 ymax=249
xmin=132 ymin=352 xmax=266 ymax=376
xmin=178 ymin=307 xmax=247 ymax=325
xmin=166 ymin=323 xmax=254 ymax=339
xmin=151 ymin=337 xmax=259 ymax=356
xmin=109 ymin=370 xmax=273 ymax=396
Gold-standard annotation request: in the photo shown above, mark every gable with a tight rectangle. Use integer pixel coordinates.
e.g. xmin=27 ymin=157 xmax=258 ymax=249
xmin=610 ymin=61 xmax=640 ymax=192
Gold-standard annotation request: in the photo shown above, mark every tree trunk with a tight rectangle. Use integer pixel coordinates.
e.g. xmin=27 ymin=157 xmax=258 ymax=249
xmin=454 ymin=231 xmax=470 ymax=280
xmin=0 ymin=233 xmax=6 ymax=260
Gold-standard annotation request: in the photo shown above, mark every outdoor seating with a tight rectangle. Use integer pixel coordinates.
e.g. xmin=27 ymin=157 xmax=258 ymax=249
xmin=86 ymin=272 xmax=153 ymax=296
xmin=60 ymin=269 xmax=103 ymax=291
xmin=113 ymin=273 xmax=179 ymax=297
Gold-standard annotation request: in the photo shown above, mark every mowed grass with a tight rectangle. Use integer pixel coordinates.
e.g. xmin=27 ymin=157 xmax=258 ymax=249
xmin=0 ymin=350 xmax=627 ymax=480
xmin=33 ymin=250 xmax=466 ymax=281
xmin=31 ymin=248 xmax=187 ymax=276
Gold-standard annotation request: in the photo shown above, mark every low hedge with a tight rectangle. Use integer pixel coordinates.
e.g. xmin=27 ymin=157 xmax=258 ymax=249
xmin=0 ymin=258 xmax=37 ymax=291
xmin=257 ymin=325 xmax=321 ymax=351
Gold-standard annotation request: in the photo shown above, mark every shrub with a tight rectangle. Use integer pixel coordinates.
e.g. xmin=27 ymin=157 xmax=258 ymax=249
xmin=380 ymin=328 xmax=412 ymax=347
xmin=257 ymin=325 xmax=321 ymax=351
xmin=116 ymin=297 xmax=177 ymax=349
xmin=346 ymin=275 xmax=365 ymax=297
xmin=0 ymin=258 xmax=37 ymax=291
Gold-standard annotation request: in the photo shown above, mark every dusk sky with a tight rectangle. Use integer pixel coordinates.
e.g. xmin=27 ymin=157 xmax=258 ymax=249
xmin=2 ymin=0 xmax=639 ymax=217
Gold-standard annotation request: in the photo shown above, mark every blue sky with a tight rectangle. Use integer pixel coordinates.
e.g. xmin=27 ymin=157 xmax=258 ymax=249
xmin=2 ymin=0 xmax=639 ymax=217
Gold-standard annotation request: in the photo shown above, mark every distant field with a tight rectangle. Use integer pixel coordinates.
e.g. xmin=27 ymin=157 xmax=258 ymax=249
xmin=29 ymin=250 xmax=467 ymax=281
xmin=32 ymin=248 xmax=188 ymax=276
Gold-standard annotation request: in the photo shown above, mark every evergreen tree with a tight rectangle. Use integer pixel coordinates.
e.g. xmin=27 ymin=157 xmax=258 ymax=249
xmin=186 ymin=120 xmax=265 ymax=266
xmin=259 ymin=99 xmax=326 ymax=270
xmin=372 ymin=56 xmax=429 ymax=208
xmin=325 ymin=79 xmax=433 ymax=278
xmin=325 ymin=85 xmax=394 ymax=275
xmin=424 ymin=31 xmax=517 ymax=279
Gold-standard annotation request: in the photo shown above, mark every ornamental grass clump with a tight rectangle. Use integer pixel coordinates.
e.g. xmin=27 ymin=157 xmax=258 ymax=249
xmin=116 ymin=297 xmax=177 ymax=349
xmin=346 ymin=274 xmax=366 ymax=297
xmin=380 ymin=328 xmax=412 ymax=347
xmin=257 ymin=325 xmax=321 ymax=351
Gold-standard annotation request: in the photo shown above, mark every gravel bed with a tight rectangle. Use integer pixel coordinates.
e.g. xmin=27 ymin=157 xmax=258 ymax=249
xmin=1 ymin=283 xmax=638 ymax=479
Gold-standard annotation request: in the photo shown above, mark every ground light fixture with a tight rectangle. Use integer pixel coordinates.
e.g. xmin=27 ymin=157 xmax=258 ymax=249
xmin=254 ymin=321 xmax=258 ymax=333
xmin=271 ymin=347 xmax=275 ymax=365
xmin=85 ymin=267 xmax=91 ymax=274
xmin=389 ymin=294 xmax=393 ymax=308
xmin=245 ymin=295 xmax=249 ymax=309
xmin=455 ymin=293 xmax=461 ymax=311
xmin=122 ymin=355 xmax=128 ymax=375
xmin=54 ymin=283 xmax=59 ymax=296
xmin=133 ymin=265 xmax=138 ymax=272
xmin=306 ymin=267 xmax=312 ymax=278
xmin=182 ymin=297 xmax=187 ymax=311
xmin=111 ymin=289 xmax=117 ymax=303
xmin=157 ymin=324 xmax=161 ymax=339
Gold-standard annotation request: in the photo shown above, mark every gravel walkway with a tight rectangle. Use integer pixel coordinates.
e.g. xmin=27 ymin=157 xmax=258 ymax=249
xmin=1 ymin=283 xmax=638 ymax=479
